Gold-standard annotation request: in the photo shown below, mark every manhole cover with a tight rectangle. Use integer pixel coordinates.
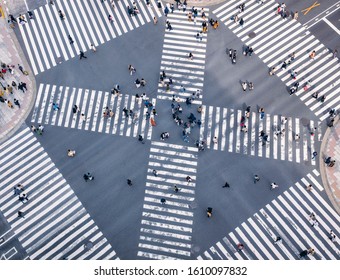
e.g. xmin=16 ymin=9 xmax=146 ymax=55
xmin=248 ymin=31 xmax=256 ymax=38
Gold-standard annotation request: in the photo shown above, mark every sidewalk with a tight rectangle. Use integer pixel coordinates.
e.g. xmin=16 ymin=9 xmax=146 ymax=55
xmin=0 ymin=3 xmax=35 ymax=144
xmin=320 ymin=116 xmax=340 ymax=215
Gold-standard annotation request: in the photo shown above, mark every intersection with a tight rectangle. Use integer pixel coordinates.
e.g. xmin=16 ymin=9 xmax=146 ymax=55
xmin=0 ymin=0 xmax=339 ymax=260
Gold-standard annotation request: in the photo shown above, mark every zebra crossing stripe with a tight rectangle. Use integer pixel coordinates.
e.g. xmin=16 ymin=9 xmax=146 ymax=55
xmin=31 ymin=84 xmax=153 ymax=139
xmin=138 ymin=140 xmax=199 ymax=259
xmin=213 ymin=0 xmax=340 ymax=120
xmin=200 ymin=105 xmax=321 ymax=163
xmin=198 ymin=172 xmax=339 ymax=260
xmin=18 ymin=0 xmax=162 ymax=75
xmin=0 ymin=127 xmax=118 ymax=259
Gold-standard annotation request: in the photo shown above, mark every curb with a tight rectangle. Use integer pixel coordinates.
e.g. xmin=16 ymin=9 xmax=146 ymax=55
xmin=0 ymin=11 xmax=37 ymax=145
xmin=320 ymin=115 xmax=340 ymax=215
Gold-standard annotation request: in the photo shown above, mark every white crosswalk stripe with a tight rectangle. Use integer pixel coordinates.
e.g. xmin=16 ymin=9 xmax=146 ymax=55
xmin=17 ymin=0 xmax=164 ymax=75
xmin=0 ymin=127 xmax=119 ymax=260
xmin=197 ymin=171 xmax=340 ymax=260
xmin=156 ymin=8 xmax=209 ymax=104
xmin=30 ymin=83 xmax=155 ymax=140
xmin=137 ymin=141 xmax=198 ymax=259
xmin=199 ymin=105 xmax=323 ymax=164
xmin=213 ymin=0 xmax=340 ymax=121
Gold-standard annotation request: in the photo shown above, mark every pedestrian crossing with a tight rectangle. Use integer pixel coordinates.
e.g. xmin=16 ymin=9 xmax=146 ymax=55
xmin=18 ymin=0 xmax=163 ymax=75
xmin=197 ymin=170 xmax=340 ymax=260
xmin=31 ymin=83 xmax=155 ymax=140
xmin=213 ymin=0 xmax=340 ymax=121
xmin=199 ymin=105 xmax=323 ymax=164
xmin=137 ymin=141 xmax=198 ymax=259
xmin=0 ymin=127 xmax=119 ymax=260
xmin=157 ymin=8 xmax=209 ymax=104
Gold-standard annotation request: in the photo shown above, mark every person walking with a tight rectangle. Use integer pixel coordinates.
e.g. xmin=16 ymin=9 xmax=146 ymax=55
xmin=274 ymin=236 xmax=282 ymax=244
xmin=161 ymin=198 xmax=166 ymax=204
xmin=311 ymin=151 xmax=318 ymax=159
xmin=152 ymin=169 xmax=158 ymax=176
xmin=254 ymin=174 xmax=260 ymax=183
xmin=309 ymin=50 xmax=316 ymax=59
xmin=186 ymin=176 xmax=192 ymax=183
xmin=270 ymin=182 xmax=279 ymax=190
xmin=127 ymin=179 xmax=133 ymax=186
xmin=68 ymin=34 xmax=74 ymax=44
xmin=108 ymin=14 xmax=114 ymax=24
xmin=237 ymin=243 xmax=244 ymax=251
xmin=18 ymin=210 xmax=25 ymax=218
xmin=83 ymin=172 xmax=94 ymax=181
xmin=14 ymin=99 xmax=20 ymax=108
xmin=206 ymin=207 xmax=213 ymax=218
xmin=153 ymin=17 xmax=158 ymax=24
xmin=174 ymin=185 xmax=179 ymax=193
xmin=90 ymin=44 xmax=97 ymax=52
xmin=79 ymin=51 xmax=87 ymax=59
xmin=293 ymin=11 xmax=298 ymax=20
xmin=222 ymin=181 xmax=230 ymax=188
xmin=52 ymin=103 xmax=60 ymax=111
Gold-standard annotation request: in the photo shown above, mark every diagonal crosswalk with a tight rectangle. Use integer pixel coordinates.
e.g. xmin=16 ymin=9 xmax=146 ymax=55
xmin=213 ymin=0 xmax=340 ymax=121
xmin=197 ymin=169 xmax=340 ymax=260
xmin=199 ymin=105 xmax=323 ymax=164
xmin=137 ymin=141 xmax=198 ymax=259
xmin=31 ymin=83 xmax=155 ymax=139
xmin=18 ymin=0 xmax=163 ymax=75
xmin=157 ymin=8 xmax=209 ymax=104
xmin=0 ymin=127 xmax=119 ymax=260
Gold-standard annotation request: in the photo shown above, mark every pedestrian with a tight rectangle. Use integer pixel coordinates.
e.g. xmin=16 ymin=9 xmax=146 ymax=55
xmin=274 ymin=236 xmax=282 ymax=244
xmin=153 ymin=17 xmax=158 ymax=24
xmin=174 ymin=185 xmax=179 ymax=193
xmin=329 ymin=230 xmax=337 ymax=242
xmin=166 ymin=20 xmax=173 ymax=31
xmin=152 ymin=169 xmax=158 ymax=176
xmin=161 ymin=198 xmax=166 ymax=204
xmin=67 ymin=149 xmax=76 ymax=157
xmin=164 ymin=5 xmax=169 ymax=16
xmin=52 ymin=103 xmax=60 ymax=111
xmin=31 ymin=125 xmax=37 ymax=132
xmin=311 ymin=151 xmax=317 ymax=159
xmin=237 ymin=243 xmax=244 ymax=251
xmin=206 ymin=207 xmax=213 ymax=217
xmin=241 ymin=81 xmax=247 ymax=91
xmin=327 ymin=119 xmax=334 ymax=127
xmin=68 ymin=34 xmax=74 ymax=44
xmin=19 ymin=192 xmax=28 ymax=203
xmin=186 ymin=176 xmax=192 ymax=183
xmin=90 ymin=44 xmax=97 ymax=52
xmin=270 ymin=182 xmax=279 ymax=190
xmin=333 ymin=49 xmax=338 ymax=59
xmin=212 ymin=136 xmax=218 ymax=144
xmin=293 ymin=11 xmax=298 ymax=20
xmin=38 ymin=124 xmax=44 ymax=135
xmin=79 ymin=51 xmax=87 ymax=59
xmin=254 ymin=174 xmax=260 ymax=183
xmin=308 ymin=248 xmax=315 ymax=255
xmin=299 ymin=250 xmax=308 ymax=258
xmin=306 ymin=184 xmax=313 ymax=191
xmin=188 ymin=52 xmax=194 ymax=60
xmin=128 ymin=64 xmax=136 ymax=75
xmin=259 ymin=108 xmax=265 ymax=120
xmin=222 ymin=181 xmax=230 ymax=188
xmin=14 ymin=98 xmax=20 ymax=108
xmin=127 ymin=179 xmax=133 ymax=186
xmin=328 ymin=160 xmax=335 ymax=167
xmin=83 ymin=172 xmax=94 ymax=181
xmin=309 ymin=50 xmax=316 ymax=59
xmin=108 ymin=14 xmax=114 ymax=24
xmin=320 ymin=95 xmax=326 ymax=102
xmin=239 ymin=17 xmax=244 ymax=27
xmin=18 ymin=210 xmax=25 ymax=218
